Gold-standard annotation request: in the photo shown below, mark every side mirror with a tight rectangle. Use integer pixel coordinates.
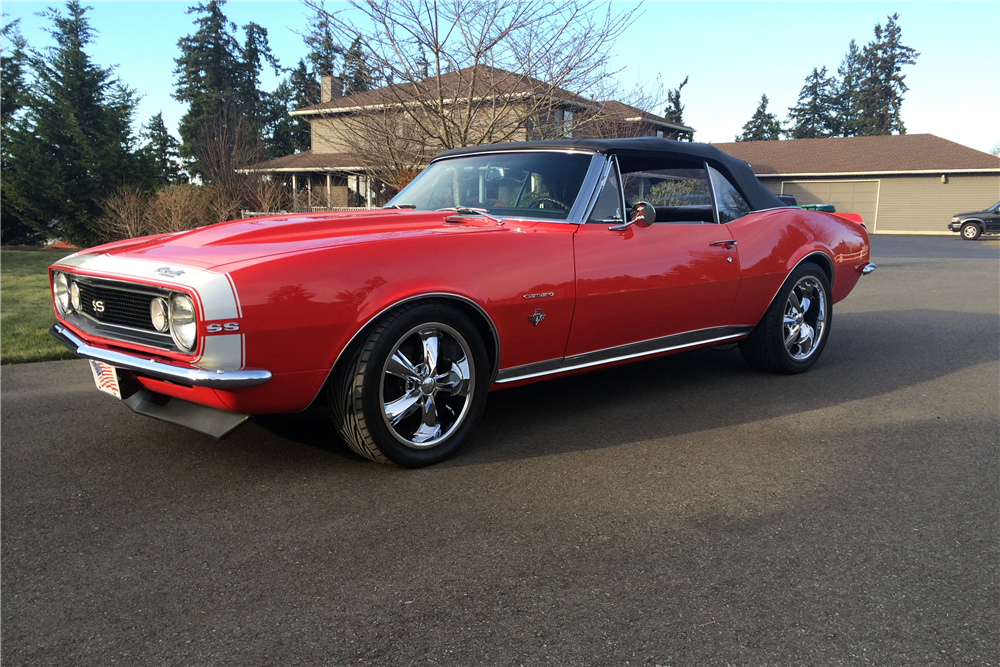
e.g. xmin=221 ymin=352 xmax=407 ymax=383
xmin=611 ymin=201 xmax=657 ymax=231
xmin=630 ymin=201 xmax=656 ymax=228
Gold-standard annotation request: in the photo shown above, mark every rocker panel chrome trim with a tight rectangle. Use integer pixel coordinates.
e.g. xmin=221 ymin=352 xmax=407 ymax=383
xmin=495 ymin=325 xmax=753 ymax=383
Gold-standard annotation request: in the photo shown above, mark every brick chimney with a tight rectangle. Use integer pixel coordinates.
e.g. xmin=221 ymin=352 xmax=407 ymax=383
xmin=320 ymin=74 xmax=343 ymax=103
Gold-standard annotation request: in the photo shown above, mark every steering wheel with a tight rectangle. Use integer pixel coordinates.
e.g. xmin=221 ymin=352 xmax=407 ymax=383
xmin=524 ymin=196 xmax=569 ymax=210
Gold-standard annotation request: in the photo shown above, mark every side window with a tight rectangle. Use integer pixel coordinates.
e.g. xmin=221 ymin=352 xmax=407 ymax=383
xmin=588 ymin=163 xmax=624 ymax=223
xmin=709 ymin=166 xmax=752 ymax=223
xmin=621 ymin=165 xmax=715 ymax=224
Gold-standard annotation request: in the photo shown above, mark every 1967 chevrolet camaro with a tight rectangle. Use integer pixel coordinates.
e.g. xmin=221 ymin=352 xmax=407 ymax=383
xmin=50 ymin=138 xmax=875 ymax=466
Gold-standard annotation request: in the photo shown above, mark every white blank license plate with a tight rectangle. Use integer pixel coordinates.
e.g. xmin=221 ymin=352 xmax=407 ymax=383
xmin=89 ymin=360 xmax=122 ymax=399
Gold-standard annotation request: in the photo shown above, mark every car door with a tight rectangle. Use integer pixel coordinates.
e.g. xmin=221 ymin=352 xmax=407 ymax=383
xmin=986 ymin=203 xmax=1000 ymax=232
xmin=565 ymin=157 xmax=742 ymax=358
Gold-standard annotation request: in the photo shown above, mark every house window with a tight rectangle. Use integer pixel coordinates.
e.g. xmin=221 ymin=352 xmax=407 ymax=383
xmin=554 ymin=109 xmax=574 ymax=138
xmin=656 ymin=130 xmax=664 ymax=138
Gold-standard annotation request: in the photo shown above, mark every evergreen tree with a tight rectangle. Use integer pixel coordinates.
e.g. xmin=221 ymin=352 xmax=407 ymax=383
xmin=786 ymin=67 xmax=837 ymax=139
xmin=1 ymin=19 xmax=45 ymax=245
xmin=142 ymin=112 xmax=186 ymax=185
xmin=833 ymin=39 xmax=864 ymax=137
xmin=303 ymin=1 xmax=342 ymax=79
xmin=341 ymin=37 xmax=373 ymax=96
xmin=736 ymin=94 xmax=782 ymax=142
xmin=173 ymin=1 xmax=280 ymax=178
xmin=287 ymin=59 xmax=319 ymax=149
xmin=262 ymin=79 xmax=296 ymax=157
xmin=3 ymin=2 xmax=152 ymax=246
xmin=663 ymin=75 xmax=692 ymax=141
xmin=855 ymin=13 xmax=919 ymax=135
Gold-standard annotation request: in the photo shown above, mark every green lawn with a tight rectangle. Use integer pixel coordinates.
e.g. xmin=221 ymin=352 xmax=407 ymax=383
xmin=1 ymin=250 xmax=76 ymax=364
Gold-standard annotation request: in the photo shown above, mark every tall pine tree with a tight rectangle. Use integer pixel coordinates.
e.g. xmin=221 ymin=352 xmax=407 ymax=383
xmin=855 ymin=14 xmax=919 ymax=135
xmin=663 ymin=76 xmax=692 ymax=141
xmin=0 ymin=19 xmax=45 ymax=245
xmin=173 ymin=0 xmax=280 ymax=178
xmin=786 ymin=67 xmax=837 ymax=139
xmin=3 ymin=2 xmax=152 ymax=246
xmin=833 ymin=39 xmax=864 ymax=137
xmin=736 ymin=94 xmax=782 ymax=142
xmin=142 ymin=112 xmax=186 ymax=185
xmin=341 ymin=37 xmax=373 ymax=96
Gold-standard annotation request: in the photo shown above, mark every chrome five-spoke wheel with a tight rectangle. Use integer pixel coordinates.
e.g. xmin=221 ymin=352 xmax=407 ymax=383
xmin=739 ymin=262 xmax=832 ymax=374
xmin=380 ymin=323 xmax=474 ymax=448
xmin=782 ymin=276 xmax=827 ymax=361
xmin=330 ymin=302 xmax=490 ymax=467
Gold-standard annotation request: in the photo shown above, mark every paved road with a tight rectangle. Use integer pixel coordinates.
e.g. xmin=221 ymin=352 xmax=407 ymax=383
xmin=3 ymin=235 xmax=997 ymax=666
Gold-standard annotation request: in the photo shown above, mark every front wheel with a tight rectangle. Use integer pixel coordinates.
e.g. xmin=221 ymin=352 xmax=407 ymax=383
xmin=739 ymin=262 xmax=831 ymax=374
xmin=961 ymin=223 xmax=982 ymax=240
xmin=330 ymin=302 xmax=490 ymax=467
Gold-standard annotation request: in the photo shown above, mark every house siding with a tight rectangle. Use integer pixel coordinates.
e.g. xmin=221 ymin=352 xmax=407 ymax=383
xmin=759 ymin=173 xmax=1000 ymax=234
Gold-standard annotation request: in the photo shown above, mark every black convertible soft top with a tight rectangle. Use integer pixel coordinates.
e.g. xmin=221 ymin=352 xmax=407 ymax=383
xmin=436 ymin=137 xmax=784 ymax=212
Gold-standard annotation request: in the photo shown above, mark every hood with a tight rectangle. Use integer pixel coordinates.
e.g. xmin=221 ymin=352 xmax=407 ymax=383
xmin=953 ymin=210 xmax=988 ymax=219
xmin=71 ymin=209 xmax=508 ymax=272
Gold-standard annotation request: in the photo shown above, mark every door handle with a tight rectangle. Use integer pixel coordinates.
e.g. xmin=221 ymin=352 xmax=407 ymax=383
xmin=710 ymin=240 xmax=737 ymax=249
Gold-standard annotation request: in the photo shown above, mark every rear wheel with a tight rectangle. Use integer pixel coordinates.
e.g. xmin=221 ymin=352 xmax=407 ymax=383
xmin=330 ymin=302 xmax=490 ymax=467
xmin=961 ymin=223 xmax=982 ymax=240
xmin=739 ymin=262 xmax=831 ymax=374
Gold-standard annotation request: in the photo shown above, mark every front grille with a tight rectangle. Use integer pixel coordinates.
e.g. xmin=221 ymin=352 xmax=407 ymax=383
xmin=67 ymin=277 xmax=176 ymax=350
xmin=78 ymin=282 xmax=160 ymax=332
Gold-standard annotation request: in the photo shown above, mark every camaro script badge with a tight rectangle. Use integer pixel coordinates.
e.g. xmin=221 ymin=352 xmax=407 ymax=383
xmin=528 ymin=308 xmax=546 ymax=326
xmin=155 ymin=266 xmax=185 ymax=278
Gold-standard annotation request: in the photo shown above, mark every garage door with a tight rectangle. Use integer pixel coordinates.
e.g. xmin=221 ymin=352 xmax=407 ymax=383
xmin=781 ymin=180 xmax=880 ymax=230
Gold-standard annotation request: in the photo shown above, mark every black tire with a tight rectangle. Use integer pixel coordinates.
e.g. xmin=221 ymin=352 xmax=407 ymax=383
xmin=961 ymin=223 xmax=982 ymax=241
xmin=329 ymin=302 xmax=490 ymax=467
xmin=739 ymin=262 xmax=832 ymax=374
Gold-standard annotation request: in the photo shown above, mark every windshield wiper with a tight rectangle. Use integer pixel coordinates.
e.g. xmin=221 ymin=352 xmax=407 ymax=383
xmin=436 ymin=206 xmax=504 ymax=226
xmin=383 ymin=203 xmax=416 ymax=209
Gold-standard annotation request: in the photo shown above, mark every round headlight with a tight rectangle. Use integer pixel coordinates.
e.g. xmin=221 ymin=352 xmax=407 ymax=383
xmin=150 ymin=297 xmax=169 ymax=333
xmin=168 ymin=293 xmax=197 ymax=352
xmin=70 ymin=282 xmax=82 ymax=311
xmin=53 ymin=272 xmax=71 ymax=315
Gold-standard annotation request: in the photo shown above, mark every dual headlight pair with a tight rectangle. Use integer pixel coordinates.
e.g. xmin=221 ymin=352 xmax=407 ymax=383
xmin=52 ymin=271 xmax=198 ymax=353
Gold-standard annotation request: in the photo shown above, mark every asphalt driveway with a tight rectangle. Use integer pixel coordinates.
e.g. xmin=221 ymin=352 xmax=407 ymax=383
xmin=3 ymin=235 xmax=997 ymax=666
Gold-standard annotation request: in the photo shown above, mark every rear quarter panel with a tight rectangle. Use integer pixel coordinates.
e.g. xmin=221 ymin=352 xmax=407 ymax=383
xmin=727 ymin=208 xmax=869 ymax=327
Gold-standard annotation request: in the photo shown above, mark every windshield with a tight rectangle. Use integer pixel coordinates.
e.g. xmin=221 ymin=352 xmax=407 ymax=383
xmin=386 ymin=152 xmax=593 ymax=220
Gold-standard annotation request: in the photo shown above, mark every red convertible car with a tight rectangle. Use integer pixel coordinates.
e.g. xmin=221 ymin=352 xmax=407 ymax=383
xmin=50 ymin=138 xmax=874 ymax=466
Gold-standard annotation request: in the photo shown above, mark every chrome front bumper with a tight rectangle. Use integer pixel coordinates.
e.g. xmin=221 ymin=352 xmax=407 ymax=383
xmin=50 ymin=324 xmax=272 ymax=388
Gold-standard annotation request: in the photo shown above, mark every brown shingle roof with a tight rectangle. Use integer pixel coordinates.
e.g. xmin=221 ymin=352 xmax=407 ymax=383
xmin=713 ymin=134 xmax=1000 ymax=175
xmin=291 ymin=65 xmax=593 ymax=116
xmin=597 ymin=100 xmax=694 ymax=133
xmin=245 ymin=150 xmax=363 ymax=172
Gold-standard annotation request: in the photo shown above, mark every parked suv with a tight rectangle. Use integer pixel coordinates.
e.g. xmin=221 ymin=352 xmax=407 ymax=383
xmin=949 ymin=202 xmax=1000 ymax=240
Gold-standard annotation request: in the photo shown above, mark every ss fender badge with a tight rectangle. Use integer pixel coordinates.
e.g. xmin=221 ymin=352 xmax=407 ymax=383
xmin=206 ymin=322 xmax=240 ymax=333
xmin=523 ymin=291 xmax=554 ymax=299
xmin=528 ymin=309 xmax=546 ymax=326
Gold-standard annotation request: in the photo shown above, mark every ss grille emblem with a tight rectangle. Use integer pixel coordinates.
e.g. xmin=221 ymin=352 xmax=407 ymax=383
xmin=92 ymin=300 xmax=105 ymax=313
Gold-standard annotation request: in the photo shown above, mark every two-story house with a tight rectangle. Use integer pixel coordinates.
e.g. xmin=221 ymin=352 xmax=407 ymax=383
xmin=248 ymin=66 xmax=694 ymax=211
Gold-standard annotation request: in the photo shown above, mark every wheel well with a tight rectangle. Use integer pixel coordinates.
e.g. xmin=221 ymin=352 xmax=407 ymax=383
xmin=325 ymin=295 xmax=500 ymax=400
xmin=802 ymin=252 xmax=834 ymax=288
xmin=962 ymin=220 xmax=983 ymax=229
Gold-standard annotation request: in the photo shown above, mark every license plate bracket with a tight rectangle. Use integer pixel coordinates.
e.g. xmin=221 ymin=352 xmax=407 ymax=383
xmin=89 ymin=360 xmax=123 ymax=399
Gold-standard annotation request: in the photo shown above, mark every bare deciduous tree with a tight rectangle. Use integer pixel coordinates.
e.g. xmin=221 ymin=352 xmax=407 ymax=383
xmin=303 ymin=0 xmax=643 ymax=189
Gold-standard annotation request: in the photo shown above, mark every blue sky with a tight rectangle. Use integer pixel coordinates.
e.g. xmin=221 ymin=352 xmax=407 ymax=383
xmin=2 ymin=1 xmax=998 ymax=153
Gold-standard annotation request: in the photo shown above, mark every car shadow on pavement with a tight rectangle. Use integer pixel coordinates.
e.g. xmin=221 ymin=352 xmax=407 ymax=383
xmin=253 ymin=307 xmax=997 ymax=468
